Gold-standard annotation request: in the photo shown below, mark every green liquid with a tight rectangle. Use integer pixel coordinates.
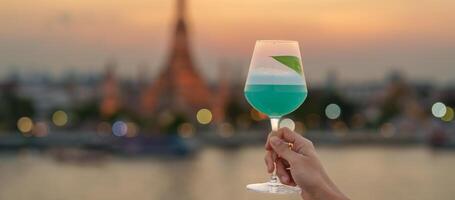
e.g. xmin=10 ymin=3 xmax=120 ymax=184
xmin=244 ymin=84 xmax=307 ymax=117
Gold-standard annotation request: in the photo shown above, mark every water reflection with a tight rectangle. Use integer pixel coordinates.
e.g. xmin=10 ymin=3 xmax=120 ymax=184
xmin=0 ymin=146 xmax=454 ymax=200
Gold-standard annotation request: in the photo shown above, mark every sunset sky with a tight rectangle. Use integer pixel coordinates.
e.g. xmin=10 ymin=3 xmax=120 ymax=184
xmin=1 ymin=0 xmax=454 ymax=84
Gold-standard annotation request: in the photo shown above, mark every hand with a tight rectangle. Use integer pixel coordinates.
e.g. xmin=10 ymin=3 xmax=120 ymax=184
xmin=264 ymin=128 xmax=349 ymax=200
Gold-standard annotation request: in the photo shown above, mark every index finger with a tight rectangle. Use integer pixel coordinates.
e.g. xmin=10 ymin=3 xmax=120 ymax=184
xmin=265 ymin=127 xmax=314 ymax=155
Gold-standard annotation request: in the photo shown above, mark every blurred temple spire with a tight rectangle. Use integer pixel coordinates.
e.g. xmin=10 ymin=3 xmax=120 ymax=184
xmin=177 ymin=0 xmax=186 ymax=22
xmin=141 ymin=0 xmax=211 ymax=118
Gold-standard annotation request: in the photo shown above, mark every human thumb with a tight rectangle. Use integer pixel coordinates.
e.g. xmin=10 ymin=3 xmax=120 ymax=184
xmin=269 ymin=136 xmax=299 ymax=162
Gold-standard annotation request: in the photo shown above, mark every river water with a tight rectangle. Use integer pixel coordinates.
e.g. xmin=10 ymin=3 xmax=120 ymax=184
xmin=0 ymin=145 xmax=454 ymax=200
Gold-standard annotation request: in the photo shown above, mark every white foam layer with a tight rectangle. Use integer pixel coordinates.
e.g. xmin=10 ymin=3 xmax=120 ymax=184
xmin=246 ymin=73 xmax=306 ymax=85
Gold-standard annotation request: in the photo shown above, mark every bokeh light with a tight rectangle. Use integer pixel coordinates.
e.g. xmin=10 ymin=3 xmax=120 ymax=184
xmin=158 ymin=111 xmax=175 ymax=126
xmin=217 ymin=122 xmax=234 ymax=138
xmin=125 ymin=122 xmax=139 ymax=138
xmin=380 ymin=123 xmax=396 ymax=138
xmin=431 ymin=102 xmax=447 ymax=118
xmin=325 ymin=103 xmax=341 ymax=120
xmin=196 ymin=108 xmax=212 ymax=124
xmin=33 ymin=122 xmax=49 ymax=137
xmin=331 ymin=121 xmax=348 ymax=137
xmin=279 ymin=118 xmax=295 ymax=131
xmin=52 ymin=110 xmax=68 ymax=127
xmin=178 ymin=123 xmax=195 ymax=138
xmin=441 ymin=107 xmax=454 ymax=122
xmin=17 ymin=117 xmax=33 ymax=133
xmin=112 ymin=121 xmax=128 ymax=137
xmin=97 ymin=122 xmax=111 ymax=135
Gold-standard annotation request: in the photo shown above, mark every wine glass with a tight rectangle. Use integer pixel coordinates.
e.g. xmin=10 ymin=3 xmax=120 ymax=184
xmin=244 ymin=40 xmax=308 ymax=194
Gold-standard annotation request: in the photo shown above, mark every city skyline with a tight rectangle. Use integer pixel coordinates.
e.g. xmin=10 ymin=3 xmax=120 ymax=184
xmin=1 ymin=0 xmax=454 ymax=84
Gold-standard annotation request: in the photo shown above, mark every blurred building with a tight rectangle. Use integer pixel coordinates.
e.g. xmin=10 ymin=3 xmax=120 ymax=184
xmin=140 ymin=0 xmax=225 ymax=122
xmin=100 ymin=61 xmax=121 ymax=118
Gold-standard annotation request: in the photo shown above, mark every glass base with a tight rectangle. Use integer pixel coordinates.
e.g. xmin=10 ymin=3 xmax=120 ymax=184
xmin=246 ymin=180 xmax=301 ymax=194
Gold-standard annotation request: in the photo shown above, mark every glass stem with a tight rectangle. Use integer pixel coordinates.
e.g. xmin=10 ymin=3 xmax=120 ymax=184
xmin=270 ymin=117 xmax=280 ymax=184
xmin=270 ymin=117 xmax=280 ymax=131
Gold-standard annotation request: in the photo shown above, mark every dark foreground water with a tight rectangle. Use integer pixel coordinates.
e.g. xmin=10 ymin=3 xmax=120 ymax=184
xmin=0 ymin=146 xmax=454 ymax=200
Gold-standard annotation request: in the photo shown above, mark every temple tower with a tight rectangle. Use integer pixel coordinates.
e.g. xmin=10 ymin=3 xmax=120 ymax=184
xmin=141 ymin=0 xmax=211 ymax=116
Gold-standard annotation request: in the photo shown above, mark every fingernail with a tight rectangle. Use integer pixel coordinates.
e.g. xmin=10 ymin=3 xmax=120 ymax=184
xmin=270 ymin=137 xmax=280 ymax=146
